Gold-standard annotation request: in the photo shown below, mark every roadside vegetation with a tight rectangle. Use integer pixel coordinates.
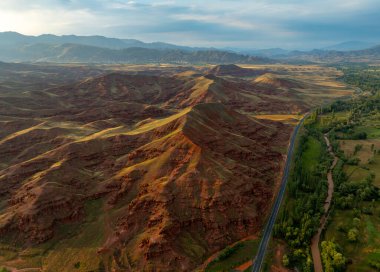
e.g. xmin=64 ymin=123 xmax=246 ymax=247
xmin=273 ymin=114 xmax=331 ymax=271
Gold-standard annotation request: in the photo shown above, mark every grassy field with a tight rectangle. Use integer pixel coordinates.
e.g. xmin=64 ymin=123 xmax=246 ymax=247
xmin=339 ymin=139 xmax=380 ymax=187
xmin=324 ymin=203 xmax=380 ymax=271
xmin=302 ymin=136 xmax=322 ymax=172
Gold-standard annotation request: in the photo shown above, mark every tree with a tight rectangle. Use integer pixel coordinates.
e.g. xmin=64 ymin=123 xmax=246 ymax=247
xmin=282 ymin=254 xmax=290 ymax=267
xmin=332 ymin=252 xmax=346 ymax=269
xmin=321 ymin=241 xmax=346 ymax=272
xmin=354 ymin=144 xmax=362 ymax=155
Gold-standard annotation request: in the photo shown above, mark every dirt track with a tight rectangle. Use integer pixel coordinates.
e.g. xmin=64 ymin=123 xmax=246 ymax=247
xmin=310 ymin=134 xmax=338 ymax=272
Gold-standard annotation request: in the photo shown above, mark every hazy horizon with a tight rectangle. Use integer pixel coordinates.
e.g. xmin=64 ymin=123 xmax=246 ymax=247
xmin=1 ymin=30 xmax=378 ymax=52
xmin=1 ymin=0 xmax=379 ymax=50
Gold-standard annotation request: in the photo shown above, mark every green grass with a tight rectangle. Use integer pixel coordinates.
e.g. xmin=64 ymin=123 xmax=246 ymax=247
xmin=344 ymin=161 xmax=380 ymax=187
xmin=205 ymin=240 xmax=259 ymax=272
xmin=366 ymin=216 xmax=380 ymax=247
xmin=302 ymin=136 xmax=322 ymax=172
xmin=353 ymin=126 xmax=380 ymax=139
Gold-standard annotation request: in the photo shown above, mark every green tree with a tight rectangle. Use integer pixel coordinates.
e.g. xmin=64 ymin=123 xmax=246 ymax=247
xmin=282 ymin=254 xmax=290 ymax=267
xmin=321 ymin=241 xmax=346 ymax=272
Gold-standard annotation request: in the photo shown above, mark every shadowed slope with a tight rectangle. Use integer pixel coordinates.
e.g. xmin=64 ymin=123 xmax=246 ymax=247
xmin=208 ymin=64 xmax=268 ymax=77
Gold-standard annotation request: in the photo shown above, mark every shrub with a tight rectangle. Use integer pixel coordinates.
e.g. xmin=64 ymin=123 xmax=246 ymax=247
xmin=347 ymin=228 xmax=359 ymax=242
xmin=346 ymin=157 xmax=360 ymax=165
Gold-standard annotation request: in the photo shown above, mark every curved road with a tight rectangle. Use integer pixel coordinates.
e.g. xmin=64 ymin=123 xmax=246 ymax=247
xmin=310 ymin=134 xmax=338 ymax=272
xmin=251 ymin=115 xmax=307 ymax=272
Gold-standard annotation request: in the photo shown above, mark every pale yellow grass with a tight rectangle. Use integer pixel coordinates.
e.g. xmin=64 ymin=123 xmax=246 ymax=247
xmin=254 ymin=114 xmax=302 ymax=124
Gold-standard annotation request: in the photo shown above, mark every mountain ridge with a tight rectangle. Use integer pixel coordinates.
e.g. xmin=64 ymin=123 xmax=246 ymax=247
xmin=0 ymin=32 xmax=272 ymax=64
xmin=0 ymin=31 xmax=206 ymax=51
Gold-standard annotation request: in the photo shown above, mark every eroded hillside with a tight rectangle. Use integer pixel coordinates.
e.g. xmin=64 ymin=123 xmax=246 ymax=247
xmin=0 ymin=64 xmax=354 ymax=271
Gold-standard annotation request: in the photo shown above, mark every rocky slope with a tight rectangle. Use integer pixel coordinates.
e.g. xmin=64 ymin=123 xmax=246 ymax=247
xmin=0 ymin=65 xmax=354 ymax=271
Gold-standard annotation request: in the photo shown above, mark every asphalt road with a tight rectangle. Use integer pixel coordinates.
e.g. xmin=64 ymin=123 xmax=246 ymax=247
xmin=251 ymin=116 xmax=307 ymax=272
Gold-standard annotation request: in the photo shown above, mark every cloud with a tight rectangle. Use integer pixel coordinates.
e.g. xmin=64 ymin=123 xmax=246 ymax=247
xmin=0 ymin=0 xmax=379 ymax=49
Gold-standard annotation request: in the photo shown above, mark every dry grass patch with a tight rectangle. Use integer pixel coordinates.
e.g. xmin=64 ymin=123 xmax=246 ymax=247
xmin=339 ymin=139 xmax=380 ymax=164
xmin=254 ymin=114 xmax=302 ymax=124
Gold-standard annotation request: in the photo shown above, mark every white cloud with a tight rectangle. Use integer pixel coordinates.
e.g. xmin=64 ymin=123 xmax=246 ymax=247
xmin=0 ymin=0 xmax=379 ymax=48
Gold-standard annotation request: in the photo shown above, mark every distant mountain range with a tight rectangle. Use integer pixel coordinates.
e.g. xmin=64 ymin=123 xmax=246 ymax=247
xmin=0 ymin=31 xmax=207 ymax=51
xmin=226 ymin=48 xmax=291 ymax=58
xmin=0 ymin=32 xmax=379 ymax=64
xmin=322 ymin=41 xmax=377 ymax=51
xmin=0 ymin=32 xmax=270 ymax=64
xmin=278 ymin=45 xmax=380 ymax=63
xmin=226 ymin=41 xmax=379 ymax=59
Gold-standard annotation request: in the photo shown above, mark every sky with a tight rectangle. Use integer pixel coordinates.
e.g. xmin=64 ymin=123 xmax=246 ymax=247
xmin=0 ymin=0 xmax=379 ymax=49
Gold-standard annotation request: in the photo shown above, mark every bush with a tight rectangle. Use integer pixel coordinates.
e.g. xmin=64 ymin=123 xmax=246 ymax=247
xmin=346 ymin=157 xmax=360 ymax=165
xmin=347 ymin=228 xmax=359 ymax=242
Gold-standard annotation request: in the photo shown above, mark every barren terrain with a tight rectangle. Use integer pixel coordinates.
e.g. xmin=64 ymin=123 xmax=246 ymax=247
xmin=0 ymin=63 xmax=353 ymax=271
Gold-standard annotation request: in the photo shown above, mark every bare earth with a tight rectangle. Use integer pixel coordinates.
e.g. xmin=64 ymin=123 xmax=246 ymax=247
xmin=310 ymin=134 xmax=338 ymax=272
